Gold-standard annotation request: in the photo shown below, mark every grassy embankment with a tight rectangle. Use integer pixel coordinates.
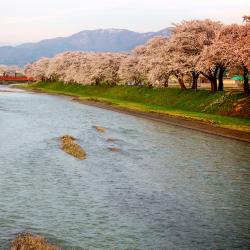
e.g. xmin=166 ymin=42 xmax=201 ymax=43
xmin=20 ymin=81 xmax=250 ymax=132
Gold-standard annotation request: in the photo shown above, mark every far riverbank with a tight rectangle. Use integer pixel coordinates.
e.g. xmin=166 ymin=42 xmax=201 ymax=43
xmin=17 ymin=82 xmax=250 ymax=142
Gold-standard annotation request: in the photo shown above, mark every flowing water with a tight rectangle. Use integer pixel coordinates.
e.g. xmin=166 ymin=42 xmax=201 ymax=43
xmin=0 ymin=85 xmax=250 ymax=249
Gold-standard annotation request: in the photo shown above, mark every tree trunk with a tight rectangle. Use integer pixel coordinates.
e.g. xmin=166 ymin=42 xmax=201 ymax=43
xmin=218 ymin=67 xmax=225 ymax=91
xmin=163 ymin=81 xmax=169 ymax=87
xmin=148 ymin=82 xmax=153 ymax=88
xmin=243 ymin=66 xmax=250 ymax=96
xmin=210 ymin=77 xmax=217 ymax=92
xmin=191 ymin=71 xmax=199 ymax=90
xmin=163 ymin=76 xmax=169 ymax=87
xmin=175 ymin=74 xmax=186 ymax=90
xmin=201 ymin=67 xmax=218 ymax=92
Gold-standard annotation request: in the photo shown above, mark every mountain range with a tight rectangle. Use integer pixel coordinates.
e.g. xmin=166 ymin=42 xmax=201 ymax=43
xmin=0 ymin=28 xmax=170 ymax=66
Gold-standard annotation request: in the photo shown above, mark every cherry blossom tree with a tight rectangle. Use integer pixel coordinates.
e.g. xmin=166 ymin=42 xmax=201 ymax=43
xmin=88 ymin=53 xmax=127 ymax=85
xmin=243 ymin=15 xmax=250 ymax=23
xmin=0 ymin=65 xmax=24 ymax=76
xmin=133 ymin=37 xmax=177 ymax=88
xmin=119 ymin=55 xmax=144 ymax=85
xmin=234 ymin=23 xmax=250 ymax=96
xmin=171 ymin=19 xmax=222 ymax=90
xmin=25 ymin=57 xmax=50 ymax=81
xmin=214 ymin=24 xmax=250 ymax=96
xmin=0 ymin=65 xmax=8 ymax=75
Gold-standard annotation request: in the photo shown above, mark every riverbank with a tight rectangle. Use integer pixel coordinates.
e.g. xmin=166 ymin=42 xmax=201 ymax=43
xmin=17 ymin=82 xmax=250 ymax=142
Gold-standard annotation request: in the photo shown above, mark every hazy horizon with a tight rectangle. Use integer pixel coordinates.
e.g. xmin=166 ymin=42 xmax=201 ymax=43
xmin=0 ymin=0 xmax=249 ymax=45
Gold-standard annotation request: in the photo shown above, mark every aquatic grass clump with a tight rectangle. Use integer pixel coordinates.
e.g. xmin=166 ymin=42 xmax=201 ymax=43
xmin=107 ymin=138 xmax=116 ymax=142
xmin=108 ymin=147 xmax=121 ymax=152
xmin=10 ymin=233 xmax=58 ymax=250
xmin=93 ymin=125 xmax=106 ymax=133
xmin=60 ymin=135 xmax=86 ymax=160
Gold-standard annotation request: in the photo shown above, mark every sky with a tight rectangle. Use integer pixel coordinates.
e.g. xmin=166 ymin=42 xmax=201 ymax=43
xmin=0 ymin=0 xmax=249 ymax=44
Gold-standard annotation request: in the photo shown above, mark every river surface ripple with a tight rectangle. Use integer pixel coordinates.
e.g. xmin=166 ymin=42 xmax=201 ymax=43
xmin=0 ymin=86 xmax=250 ymax=249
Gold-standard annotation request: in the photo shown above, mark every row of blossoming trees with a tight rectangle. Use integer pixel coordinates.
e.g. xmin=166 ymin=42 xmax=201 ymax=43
xmin=25 ymin=18 xmax=250 ymax=96
xmin=0 ymin=65 xmax=23 ymax=74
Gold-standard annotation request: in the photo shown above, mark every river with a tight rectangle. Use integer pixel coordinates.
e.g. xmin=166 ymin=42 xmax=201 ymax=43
xmin=0 ymin=85 xmax=249 ymax=249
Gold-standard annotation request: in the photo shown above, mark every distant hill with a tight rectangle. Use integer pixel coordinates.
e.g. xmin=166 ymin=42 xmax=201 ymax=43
xmin=0 ymin=28 xmax=170 ymax=66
